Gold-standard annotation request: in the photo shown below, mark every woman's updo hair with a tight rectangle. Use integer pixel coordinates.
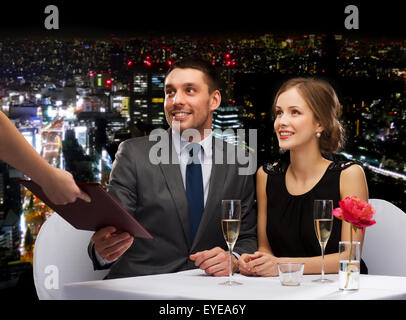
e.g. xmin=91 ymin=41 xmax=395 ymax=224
xmin=273 ymin=77 xmax=345 ymax=155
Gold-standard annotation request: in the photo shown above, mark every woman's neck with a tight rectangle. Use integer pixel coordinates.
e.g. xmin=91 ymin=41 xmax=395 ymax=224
xmin=288 ymin=145 xmax=329 ymax=182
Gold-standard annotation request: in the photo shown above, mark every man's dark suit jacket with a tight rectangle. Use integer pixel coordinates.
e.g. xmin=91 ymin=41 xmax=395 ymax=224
xmin=89 ymin=129 xmax=257 ymax=279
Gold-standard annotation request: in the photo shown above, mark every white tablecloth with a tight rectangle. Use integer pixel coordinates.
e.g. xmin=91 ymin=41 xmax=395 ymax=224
xmin=61 ymin=269 xmax=406 ymax=300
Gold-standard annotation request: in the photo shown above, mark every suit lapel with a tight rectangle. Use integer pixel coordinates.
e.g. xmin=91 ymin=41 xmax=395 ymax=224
xmin=159 ymin=130 xmax=191 ymax=247
xmin=192 ymin=137 xmax=229 ymax=250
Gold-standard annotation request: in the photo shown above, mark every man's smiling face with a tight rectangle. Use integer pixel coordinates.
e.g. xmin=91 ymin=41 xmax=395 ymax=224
xmin=164 ymin=68 xmax=220 ymax=139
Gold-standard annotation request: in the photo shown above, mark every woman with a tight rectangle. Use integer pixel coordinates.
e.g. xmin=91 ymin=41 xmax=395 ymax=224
xmin=238 ymin=77 xmax=369 ymax=276
xmin=0 ymin=111 xmax=90 ymax=205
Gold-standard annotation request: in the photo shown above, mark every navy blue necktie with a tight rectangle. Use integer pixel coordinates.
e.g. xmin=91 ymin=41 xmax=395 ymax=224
xmin=186 ymin=143 xmax=204 ymax=242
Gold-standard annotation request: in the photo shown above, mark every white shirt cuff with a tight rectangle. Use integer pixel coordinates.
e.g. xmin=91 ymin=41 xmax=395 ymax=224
xmin=90 ymin=239 xmax=113 ymax=266
xmin=232 ymin=251 xmax=241 ymax=259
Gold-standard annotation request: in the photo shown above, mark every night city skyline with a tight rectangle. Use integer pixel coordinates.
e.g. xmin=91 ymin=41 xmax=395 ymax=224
xmin=1 ymin=33 xmax=404 ymax=191
xmin=0 ymin=2 xmax=405 ymax=302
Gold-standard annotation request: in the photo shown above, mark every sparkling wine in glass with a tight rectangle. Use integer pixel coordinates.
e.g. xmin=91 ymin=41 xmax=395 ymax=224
xmin=219 ymin=200 xmax=242 ymax=286
xmin=313 ymin=199 xmax=334 ymax=283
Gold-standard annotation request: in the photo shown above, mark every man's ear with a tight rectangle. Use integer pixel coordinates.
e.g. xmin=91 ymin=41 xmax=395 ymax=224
xmin=209 ymin=90 xmax=221 ymax=112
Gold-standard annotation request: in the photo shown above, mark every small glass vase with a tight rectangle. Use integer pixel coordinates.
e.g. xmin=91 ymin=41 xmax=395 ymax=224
xmin=338 ymin=241 xmax=360 ymax=290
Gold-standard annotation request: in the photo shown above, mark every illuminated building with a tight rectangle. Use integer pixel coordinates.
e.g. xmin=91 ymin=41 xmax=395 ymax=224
xmin=132 ymin=73 xmax=148 ymax=124
xmin=0 ymin=161 xmax=22 ymax=264
xmin=213 ymin=105 xmax=243 ymax=130
xmin=131 ymin=69 xmax=166 ymax=128
xmin=212 ymin=105 xmax=244 ymax=145
xmin=150 ymin=74 xmax=165 ymax=126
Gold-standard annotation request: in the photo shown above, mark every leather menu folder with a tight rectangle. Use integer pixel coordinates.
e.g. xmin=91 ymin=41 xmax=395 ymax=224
xmin=20 ymin=179 xmax=153 ymax=239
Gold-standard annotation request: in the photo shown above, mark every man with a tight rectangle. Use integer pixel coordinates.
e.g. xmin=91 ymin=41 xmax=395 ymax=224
xmin=89 ymin=58 xmax=257 ymax=279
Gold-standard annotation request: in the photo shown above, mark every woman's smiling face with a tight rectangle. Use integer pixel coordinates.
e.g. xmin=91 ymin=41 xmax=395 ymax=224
xmin=274 ymin=87 xmax=322 ymax=151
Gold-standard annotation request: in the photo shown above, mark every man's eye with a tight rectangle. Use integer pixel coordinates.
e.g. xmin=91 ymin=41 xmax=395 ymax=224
xmin=166 ymin=90 xmax=175 ymax=95
xmin=186 ymin=88 xmax=195 ymax=93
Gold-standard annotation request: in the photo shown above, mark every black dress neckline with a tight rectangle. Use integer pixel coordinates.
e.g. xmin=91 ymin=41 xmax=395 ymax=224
xmin=283 ymin=161 xmax=333 ymax=198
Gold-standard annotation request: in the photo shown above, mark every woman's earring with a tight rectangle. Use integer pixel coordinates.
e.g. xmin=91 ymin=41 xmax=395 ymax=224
xmin=316 ymin=132 xmax=321 ymax=138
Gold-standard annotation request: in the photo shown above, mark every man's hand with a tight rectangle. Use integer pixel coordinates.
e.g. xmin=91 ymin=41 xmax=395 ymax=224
xmin=189 ymin=247 xmax=238 ymax=276
xmin=92 ymin=226 xmax=134 ymax=262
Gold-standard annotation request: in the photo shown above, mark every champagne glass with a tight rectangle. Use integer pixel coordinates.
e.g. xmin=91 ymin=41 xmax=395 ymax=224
xmin=219 ymin=200 xmax=242 ymax=286
xmin=313 ymin=199 xmax=334 ymax=283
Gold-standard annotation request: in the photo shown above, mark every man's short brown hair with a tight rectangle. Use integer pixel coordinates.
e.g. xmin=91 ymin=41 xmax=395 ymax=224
xmin=165 ymin=57 xmax=221 ymax=93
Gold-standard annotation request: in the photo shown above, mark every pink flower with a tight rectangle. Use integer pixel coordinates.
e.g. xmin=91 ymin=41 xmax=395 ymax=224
xmin=333 ymin=196 xmax=376 ymax=233
xmin=333 ymin=196 xmax=376 ymax=289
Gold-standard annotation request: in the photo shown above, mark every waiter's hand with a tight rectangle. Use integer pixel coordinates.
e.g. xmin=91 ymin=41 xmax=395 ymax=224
xmin=189 ymin=246 xmax=238 ymax=276
xmin=92 ymin=226 xmax=134 ymax=262
xmin=39 ymin=167 xmax=91 ymax=205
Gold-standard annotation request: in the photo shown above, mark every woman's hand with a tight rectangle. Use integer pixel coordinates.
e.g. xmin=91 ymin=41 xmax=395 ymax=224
xmin=240 ymin=251 xmax=279 ymax=277
xmin=238 ymin=253 xmax=257 ymax=276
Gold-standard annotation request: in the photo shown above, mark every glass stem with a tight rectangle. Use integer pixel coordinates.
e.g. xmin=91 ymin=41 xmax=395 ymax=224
xmin=228 ymin=248 xmax=233 ymax=283
xmin=321 ymin=243 xmax=325 ymax=280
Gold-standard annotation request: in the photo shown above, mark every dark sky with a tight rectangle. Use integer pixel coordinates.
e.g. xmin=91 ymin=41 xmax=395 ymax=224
xmin=1 ymin=2 xmax=405 ymax=39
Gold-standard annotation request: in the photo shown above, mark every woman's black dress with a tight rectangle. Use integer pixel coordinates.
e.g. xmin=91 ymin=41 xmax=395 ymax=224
xmin=262 ymin=154 xmax=368 ymax=274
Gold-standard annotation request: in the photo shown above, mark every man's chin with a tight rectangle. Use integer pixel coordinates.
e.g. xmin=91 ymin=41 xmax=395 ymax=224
xmin=170 ymin=119 xmax=192 ymax=131
xmin=170 ymin=119 xmax=183 ymax=133
xmin=170 ymin=121 xmax=203 ymax=141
